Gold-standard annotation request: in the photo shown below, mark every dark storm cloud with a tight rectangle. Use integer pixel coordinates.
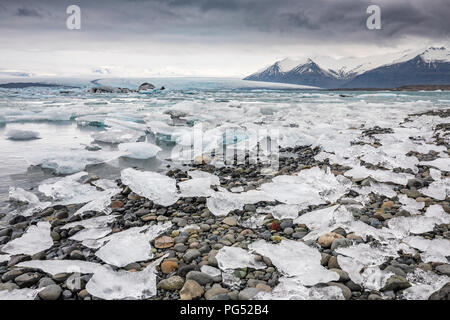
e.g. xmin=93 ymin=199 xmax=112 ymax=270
xmin=1 ymin=0 xmax=449 ymax=43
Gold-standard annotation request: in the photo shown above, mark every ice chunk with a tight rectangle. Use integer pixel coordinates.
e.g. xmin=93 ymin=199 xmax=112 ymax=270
xmin=118 ymin=142 xmax=161 ymax=159
xmin=0 ymin=288 xmax=40 ymax=300
xmin=61 ymin=215 xmax=118 ymax=230
xmin=2 ymin=222 xmax=53 ymax=256
xmin=92 ymin=129 xmax=144 ymax=144
xmin=398 ymin=194 xmax=425 ymax=215
xmin=420 ymin=169 xmax=450 ymax=201
xmin=403 ymin=236 xmax=450 ymax=263
xmin=38 ymin=172 xmax=107 ymax=205
xmin=121 ymin=168 xmax=179 ymax=206
xmin=178 ymin=171 xmax=220 ymax=197
xmin=69 ymin=228 xmax=112 ymax=242
xmin=260 ymin=167 xmax=351 ymax=206
xmin=187 ymin=170 xmax=220 ymax=185
xmin=215 ymin=246 xmax=266 ymax=271
xmin=5 ymin=129 xmax=40 ymax=141
xmin=254 ymin=277 xmax=345 ymax=300
xmin=74 ymin=188 xmax=120 ymax=216
xmin=8 ymin=187 xmax=51 ymax=217
xmin=344 ymin=166 xmax=414 ymax=185
xmin=0 ymin=255 xmax=10 ymax=263
xmin=85 ymin=255 xmax=167 ymax=300
xmin=17 ymin=259 xmax=108 ymax=275
xmin=263 ymin=204 xmax=301 ymax=220
xmin=420 ymin=158 xmax=450 ymax=172
xmin=95 ymin=232 xmax=152 ymax=267
xmin=206 ymin=188 xmax=272 ymax=217
xmin=354 ymin=182 xmax=397 ymax=199
xmin=249 ymin=239 xmax=339 ymax=286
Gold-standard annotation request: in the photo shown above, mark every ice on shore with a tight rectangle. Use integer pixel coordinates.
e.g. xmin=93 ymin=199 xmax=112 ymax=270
xmin=206 ymin=188 xmax=272 ymax=216
xmin=118 ymin=142 xmax=161 ymax=159
xmin=1 ymin=222 xmax=53 ymax=256
xmin=420 ymin=169 xmax=450 ymax=200
xmin=215 ymin=246 xmax=266 ymax=271
xmin=402 ymin=268 xmax=450 ymax=300
xmin=254 ymin=277 xmax=345 ymax=300
xmin=95 ymin=233 xmax=152 ymax=267
xmin=61 ymin=215 xmax=118 ymax=230
xmin=249 ymin=239 xmax=339 ymax=286
xmin=69 ymin=227 xmax=112 ymax=242
xmin=178 ymin=171 xmax=220 ymax=197
xmin=17 ymin=259 xmax=108 ymax=275
xmin=8 ymin=187 xmax=51 ymax=217
xmin=74 ymin=188 xmax=120 ymax=216
xmin=38 ymin=172 xmax=108 ymax=205
xmin=403 ymin=236 xmax=450 ymax=263
xmin=398 ymin=194 xmax=425 ymax=215
xmin=5 ymin=129 xmax=40 ymax=141
xmin=344 ymin=166 xmax=414 ymax=185
xmin=420 ymin=158 xmax=450 ymax=172
xmin=121 ymin=168 xmax=179 ymax=206
xmin=85 ymin=255 xmax=167 ymax=300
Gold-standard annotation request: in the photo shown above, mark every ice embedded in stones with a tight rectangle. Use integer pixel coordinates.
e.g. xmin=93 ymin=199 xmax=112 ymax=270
xmin=215 ymin=246 xmax=266 ymax=271
xmin=178 ymin=172 xmax=219 ymax=197
xmin=5 ymin=129 xmax=40 ymax=141
xmin=74 ymin=188 xmax=120 ymax=216
xmin=61 ymin=215 xmax=118 ymax=230
xmin=118 ymin=142 xmax=162 ymax=159
xmin=254 ymin=277 xmax=345 ymax=300
xmin=403 ymin=236 xmax=450 ymax=263
xmin=2 ymin=222 xmax=53 ymax=256
xmin=398 ymin=194 xmax=425 ymax=215
xmin=420 ymin=169 xmax=450 ymax=201
xmin=420 ymin=158 xmax=450 ymax=172
xmin=262 ymin=204 xmax=301 ymax=220
xmin=121 ymin=168 xmax=179 ymax=206
xmin=402 ymin=268 xmax=450 ymax=300
xmin=17 ymin=259 xmax=109 ymax=275
xmin=260 ymin=167 xmax=351 ymax=207
xmin=69 ymin=228 xmax=112 ymax=242
xmin=0 ymin=255 xmax=10 ymax=263
xmin=85 ymin=255 xmax=167 ymax=300
xmin=249 ymin=239 xmax=339 ymax=286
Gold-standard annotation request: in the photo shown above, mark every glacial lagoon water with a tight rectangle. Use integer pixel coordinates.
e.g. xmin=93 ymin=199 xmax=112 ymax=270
xmin=0 ymin=77 xmax=449 ymax=214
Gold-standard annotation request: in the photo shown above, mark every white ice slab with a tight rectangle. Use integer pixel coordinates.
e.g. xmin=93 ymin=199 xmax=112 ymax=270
xmin=215 ymin=246 xmax=266 ymax=271
xmin=2 ymin=222 xmax=53 ymax=256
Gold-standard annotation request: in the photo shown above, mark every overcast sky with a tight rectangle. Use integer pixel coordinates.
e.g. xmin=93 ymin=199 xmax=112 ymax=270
xmin=0 ymin=0 xmax=449 ymax=78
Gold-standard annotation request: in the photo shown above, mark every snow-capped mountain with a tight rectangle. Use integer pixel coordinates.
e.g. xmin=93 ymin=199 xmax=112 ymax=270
xmin=244 ymin=47 xmax=450 ymax=88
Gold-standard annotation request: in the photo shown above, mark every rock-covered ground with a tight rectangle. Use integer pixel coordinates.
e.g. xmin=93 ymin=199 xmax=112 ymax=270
xmin=0 ymin=108 xmax=449 ymax=301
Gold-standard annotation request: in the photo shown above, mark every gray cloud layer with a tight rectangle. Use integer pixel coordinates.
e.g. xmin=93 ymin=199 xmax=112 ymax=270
xmin=0 ymin=0 xmax=448 ymax=42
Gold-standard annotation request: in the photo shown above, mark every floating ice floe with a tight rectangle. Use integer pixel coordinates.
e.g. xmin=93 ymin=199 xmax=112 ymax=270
xmin=249 ymin=239 xmax=339 ymax=286
xmin=254 ymin=277 xmax=345 ymax=300
xmin=344 ymin=165 xmax=414 ymax=185
xmin=118 ymin=142 xmax=161 ymax=159
xmin=121 ymin=168 xmax=179 ymax=206
xmin=215 ymin=246 xmax=266 ymax=271
xmin=17 ymin=259 xmax=109 ymax=275
xmin=85 ymin=254 xmax=167 ymax=300
xmin=403 ymin=236 xmax=450 ymax=263
xmin=1 ymin=222 xmax=53 ymax=256
xmin=8 ymin=187 xmax=51 ymax=217
xmin=0 ymin=288 xmax=40 ymax=300
xmin=5 ymin=129 xmax=40 ymax=141
xmin=92 ymin=129 xmax=144 ymax=144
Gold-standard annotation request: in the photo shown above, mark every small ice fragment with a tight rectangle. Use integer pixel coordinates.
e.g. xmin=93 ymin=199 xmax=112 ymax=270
xmin=17 ymin=259 xmax=109 ymax=275
xmin=249 ymin=239 xmax=339 ymax=286
xmin=403 ymin=236 xmax=450 ymax=263
xmin=215 ymin=246 xmax=266 ymax=271
xmin=92 ymin=129 xmax=144 ymax=144
xmin=118 ymin=142 xmax=161 ymax=159
xmin=402 ymin=268 xmax=450 ymax=300
xmin=5 ymin=129 xmax=40 ymax=141
xmin=0 ymin=255 xmax=10 ymax=263
xmin=61 ymin=215 xmax=117 ymax=230
xmin=0 ymin=288 xmax=40 ymax=300
xmin=344 ymin=166 xmax=414 ymax=185
xmin=265 ymin=204 xmax=301 ymax=220
xmin=2 ymin=222 xmax=53 ymax=256
xmin=69 ymin=227 xmax=112 ymax=242
xmin=74 ymin=188 xmax=120 ymax=216
xmin=8 ymin=187 xmax=51 ymax=217
xmin=121 ymin=168 xmax=179 ymax=206
xmin=420 ymin=158 xmax=450 ymax=172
